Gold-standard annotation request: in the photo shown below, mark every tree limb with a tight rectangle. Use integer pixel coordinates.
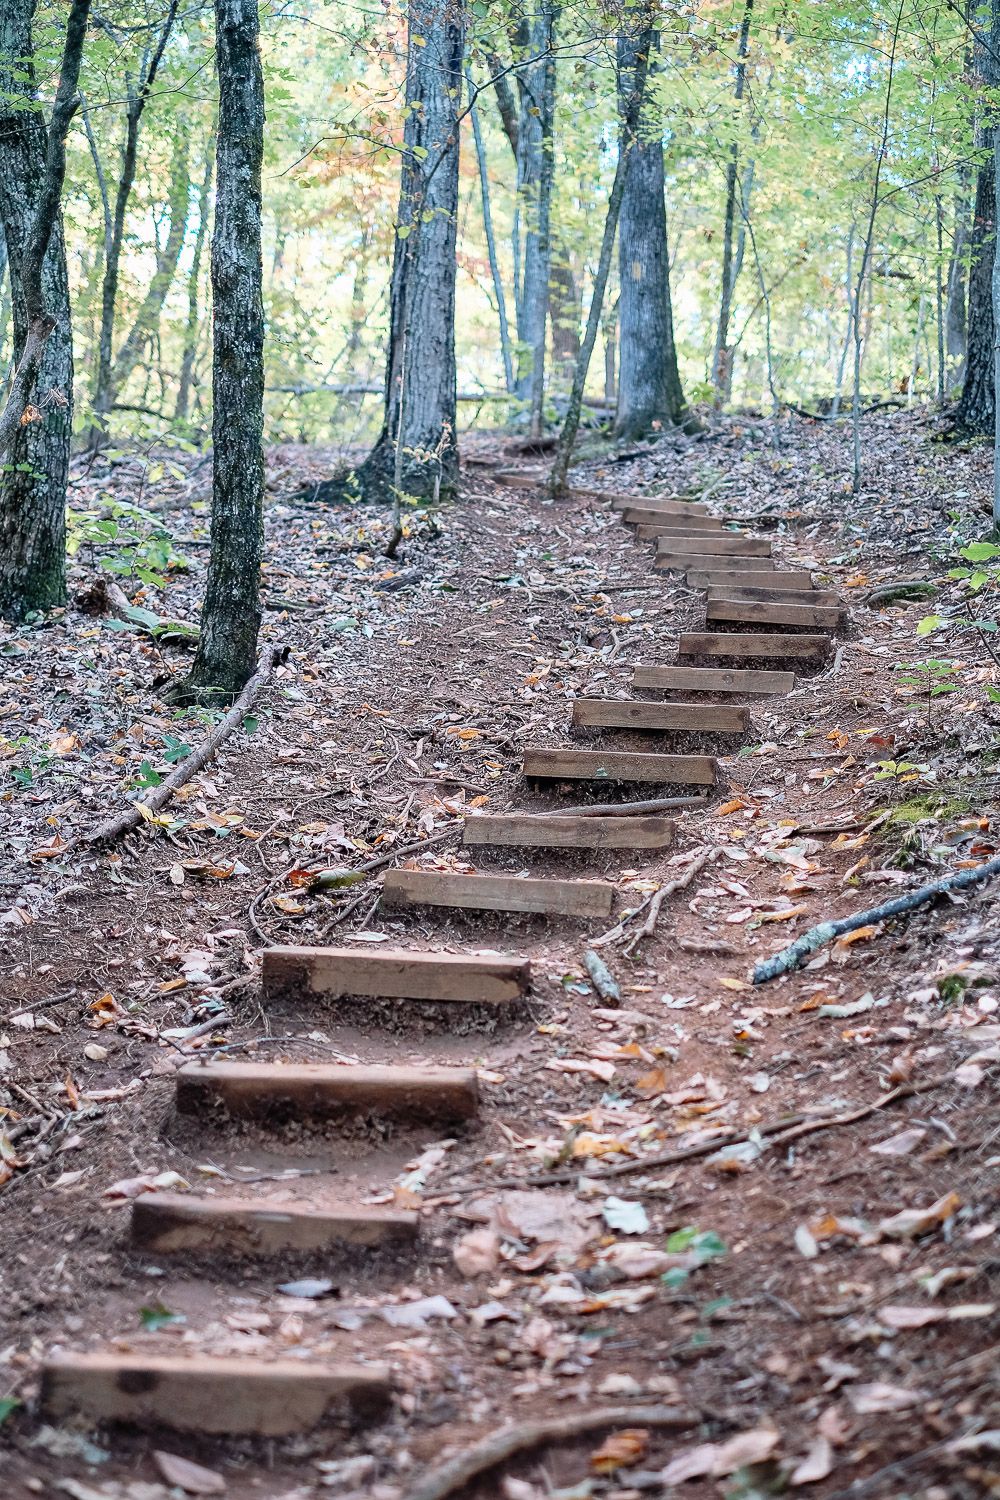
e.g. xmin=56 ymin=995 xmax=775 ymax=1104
xmin=753 ymin=852 xmax=1000 ymax=983
xmin=75 ymin=644 xmax=285 ymax=850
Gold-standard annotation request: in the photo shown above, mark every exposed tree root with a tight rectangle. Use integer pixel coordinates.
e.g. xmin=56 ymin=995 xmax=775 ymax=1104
xmin=405 ymin=1404 xmax=697 ymax=1500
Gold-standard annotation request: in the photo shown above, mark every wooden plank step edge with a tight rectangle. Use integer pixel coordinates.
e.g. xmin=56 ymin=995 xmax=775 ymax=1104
xmin=632 ymin=665 xmax=796 ymax=696
xmin=523 ymin=748 xmax=716 ymax=785
xmin=463 ymin=813 xmax=675 ymax=849
xmin=382 ymin=868 xmax=614 ymax=917
xmin=654 ymin=536 xmax=772 ymax=556
xmin=705 ymin=586 xmax=839 ymax=606
xmin=656 ymin=554 xmax=775 ymax=572
xmin=571 ymin=698 xmax=749 ymax=732
xmin=678 ymin=632 xmax=830 ymax=660
xmin=130 ymin=1193 xmax=419 ymax=1255
xmin=176 ymin=1061 xmax=480 ymax=1122
xmin=705 ymin=598 xmax=845 ymax=629
xmin=263 ymin=945 xmax=529 ymax=1003
xmin=40 ymin=1353 xmax=391 ymax=1435
xmin=687 ymin=569 xmax=813 ymax=590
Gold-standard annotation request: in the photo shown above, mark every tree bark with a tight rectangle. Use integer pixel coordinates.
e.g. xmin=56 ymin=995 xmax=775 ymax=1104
xmin=175 ymin=136 xmax=215 ymax=423
xmin=614 ymin=26 xmax=686 ymax=440
xmin=548 ymin=9 xmax=651 ymax=495
xmin=179 ymin=0 xmax=265 ymax=702
xmin=514 ymin=2 xmax=557 ymax=432
xmin=957 ymin=160 xmax=995 ymax=433
xmin=468 ymin=73 xmax=515 ymax=393
xmin=88 ymin=0 xmax=179 ymax=446
xmin=350 ymin=0 xmax=464 ymax=507
xmin=945 ymin=179 xmax=970 ymax=393
xmin=711 ymin=0 xmax=753 ymax=408
xmin=109 ymin=129 xmax=190 ymax=404
xmin=0 ymin=0 xmax=89 ymax=622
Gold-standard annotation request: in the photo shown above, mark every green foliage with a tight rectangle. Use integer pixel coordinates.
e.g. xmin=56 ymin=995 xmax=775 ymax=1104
xmin=67 ymin=500 xmax=188 ymax=590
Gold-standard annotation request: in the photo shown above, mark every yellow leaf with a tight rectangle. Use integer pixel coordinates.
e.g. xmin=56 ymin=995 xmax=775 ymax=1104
xmin=719 ymin=976 xmax=750 ymax=991
xmin=759 ymin=905 xmax=808 ymax=923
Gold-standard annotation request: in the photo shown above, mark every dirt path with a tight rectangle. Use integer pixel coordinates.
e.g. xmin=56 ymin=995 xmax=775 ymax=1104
xmin=2 ymin=425 xmax=1000 ymax=1500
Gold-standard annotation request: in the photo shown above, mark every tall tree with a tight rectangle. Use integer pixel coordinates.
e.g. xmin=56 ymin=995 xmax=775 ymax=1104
xmin=614 ymin=25 xmax=686 ymax=440
xmin=0 ymin=0 xmax=90 ymax=622
xmin=178 ymin=0 xmax=264 ymax=701
xmin=513 ymin=2 xmax=557 ymax=432
xmin=87 ymin=0 xmax=179 ymax=447
xmin=350 ymin=0 xmax=465 ymax=509
xmin=958 ymin=157 xmax=995 ymax=433
xmin=549 ymin=4 xmax=651 ymax=494
xmin=711 ymin=0 xmax=753 ymax=408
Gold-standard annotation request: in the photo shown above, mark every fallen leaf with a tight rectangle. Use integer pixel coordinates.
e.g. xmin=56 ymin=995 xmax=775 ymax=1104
xmin=602 ymin=1196 xmax=649 ymax=1235
xmin=847 ymin=1382 xmax=928 ymax=1414
xmin=153 ymin=1450 xmax=227 ymax=1494
xmin=453 ymin=1227 xmax=500 ymax=1278
xmin=102 ymin=1169 xmax=188 ymax=1201
xmin=869 ymin=1127 xmax=926 ymax=1156
xmin=380 ymin=1294 xmax=458 ymax=1328
xmin=590 ymin=1428 xmax=649 ymax=1474
xmin=790 ymin=1435 xmax=834 ymax=1486
xmin=878 ymin=1190 xmax=961 ymax=1240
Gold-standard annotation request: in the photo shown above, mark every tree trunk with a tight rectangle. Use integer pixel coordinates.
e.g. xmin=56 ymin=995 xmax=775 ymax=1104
xmin=109 ymin=130 xmax=190 ymax=406
xmin=88 ymin=0 xmax=178 ymax=446
xmin=469 ymin=74 xmax=515 ymax=393
xmin=549 ymin=9 xmax=651 ymax=495
xmin=176 ymin=137 xmax=214 ymax=423
xmin=711 ymin=0 xmax=753 ymax=409
xmin=945 ymin=180 xmax=970 ymax=393
xmin=514 ymin=2 xmax=557 ymax=432
xmin=957 ymin=161 xmax=995 ymax=434
xmin=351 ymin=0 xmax=464 ymax=507
xmin=0 ymin=0 xmax=76 ymax=621
xmin=179 ymin=0 xmax=265 ymax=702
xmin=993 ymin=0 xmax=1000 ymax=528
xmin=614 ymin=26 xmax=686 ymax=440
xmin=549 ymin=245 xmax=580 ymax=376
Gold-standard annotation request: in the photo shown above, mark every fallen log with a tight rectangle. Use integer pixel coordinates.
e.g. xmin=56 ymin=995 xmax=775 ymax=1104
xmin=753 ymin=852 xmax=1000 ymax=983
xmin=76 ymin=645 xmax=285 ymax=849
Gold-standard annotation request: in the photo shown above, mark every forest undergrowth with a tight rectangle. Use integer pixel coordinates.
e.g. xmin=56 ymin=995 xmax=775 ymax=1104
xmin=2 ymin=407 xmax=1000 ymax=1499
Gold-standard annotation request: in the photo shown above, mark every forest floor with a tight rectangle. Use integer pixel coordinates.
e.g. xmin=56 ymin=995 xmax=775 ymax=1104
xmin=2 ymin=407 xmax=1000 ymax=1500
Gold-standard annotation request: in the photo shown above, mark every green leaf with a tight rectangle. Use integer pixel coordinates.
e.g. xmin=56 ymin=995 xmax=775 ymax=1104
xmin=135 ymin=760 xmax=162 ymax=788
xmin=916 ymin=614 xmax=945 ymax=637
xmin=960 ymin=542 xmax=1000 ymax=562
xmin=0 ymin=1396 xmax=19 ymax=1424
xmin=242 ymin=715 xmax=259 ymax=734
xmin=139 ymin=1300 xmax=185 ymax=1332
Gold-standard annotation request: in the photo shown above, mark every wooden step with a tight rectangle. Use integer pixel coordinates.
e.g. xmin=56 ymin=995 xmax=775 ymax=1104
xmin=679 ymin=632 xmax=829 ymax=661
xmin=176 ymin=1061 xmax=479 ymax=1125
xmin=655 ymin=535 xmax=771 ymax=557
xmin=624 ymin=509 xmax=722 ymax=530
xmin=706 ymin=585 xmax=838 ymax=607
xmin=706 ymin=598 xmax=845 ymax=630
xmin=633 ymin=664 xmax=796 ymax=696
xmin=637 ymin=522 xmax=744 ymax=541
xmin=382 ymin=868 xmax=613 ymax=918
xmin=464 ymin=813 xmax=674 ymax=850
xmin=131 ymin=1193 xmax=419 ymax=1256
xmin=263 ymin=945 xmax=529 ymax=1005
xmin=40 ymin=1353 xmax=390 ymax=1435
xmin=687 ymin=568 xmax=812 ymax=590
xmin=657 ymin=553 xmax=774 ymax=573
xmin=609 ymin=493 xmax=707 ymax=514
xmin=571 ymin=698 xmax=749 ymax=732
xmin=523 ymin=748 xmax=716 ymax=785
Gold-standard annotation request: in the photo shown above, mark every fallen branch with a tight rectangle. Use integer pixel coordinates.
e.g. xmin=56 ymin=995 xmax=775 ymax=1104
xmin=584 ymin=949 xmax=621 ymax=1004
xmin=624 ymin=847 xmax=718 ymax=954
xmin=540 ymin=794 xmax=707 ymax=818
xmin=405 ymin=1405 xmax=696 ymax=1500
xmin=449 ymin=1071 xmax=953 ymax=1194
xmin=86 ymin=574 xmax=199 ymax=644
xmin=753 ymin=852 xmax=1000 ymax=983
xmin=77 ymin=645 xmax=285 ymax=849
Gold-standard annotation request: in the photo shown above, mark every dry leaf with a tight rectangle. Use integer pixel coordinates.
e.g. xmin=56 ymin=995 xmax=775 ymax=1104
xmin=453 ymin=1228 xmax=500 ymax=1278
xmin=878 ymin=1190 xmax=961 ymax=1240
xmin=790 ymin=1435 xmax=834 ymax=1486
xmin=590 ymin=1427 xmax=649 ymax=1474
xmin=869 ymin=1127 xmax=926 ymax=1157
xmin=153 ymin=1451 xmax=226 ymax=1494
xmin=847 ymin=1382 xmax=928 ymax=1414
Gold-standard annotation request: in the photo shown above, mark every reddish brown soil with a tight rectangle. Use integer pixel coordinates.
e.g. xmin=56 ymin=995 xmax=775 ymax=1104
xmin=1 ymin=409 xmax=999 ymax=1500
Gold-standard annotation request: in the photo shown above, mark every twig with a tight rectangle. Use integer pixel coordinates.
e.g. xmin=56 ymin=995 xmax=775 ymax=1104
xmin=624 ymin=847 xmax=718 ymax=954
xmin=584 ymin=949 xmax=620 ymax=1003
xmin=753 ymin=852 xmax=1000 ymax=983
xmin=75 ymin=646 xmax=285 ymax=850
xmin=444 ymin=1073 xmax=952 ymax=1193
xmin=539 ymin=795 xmax=707 ymax=818
xmin=404 ymin=1405 xmax=696 ymax=1500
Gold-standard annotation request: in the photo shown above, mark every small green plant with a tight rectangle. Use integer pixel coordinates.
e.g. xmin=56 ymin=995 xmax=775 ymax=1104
xmin=893 ymin=659 xmax=961 ymax=723
xmin=662 ymin=1226 xmax=727 ymax=1289
xmin=67 ymin=499 xmax=189 ymax=588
